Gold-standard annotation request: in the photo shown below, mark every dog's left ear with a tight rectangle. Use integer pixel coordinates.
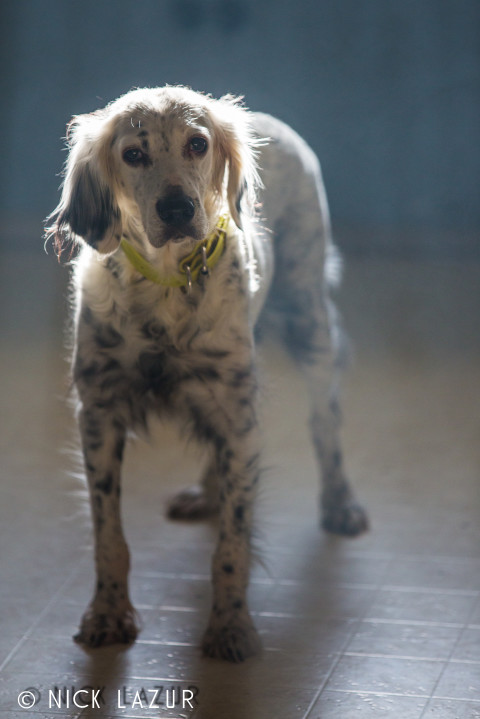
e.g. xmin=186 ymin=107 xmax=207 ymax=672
xmin=209 ymin=96 xmax=262 ymax=229
xmin=46 ymin=111 xmax=122 ymax=256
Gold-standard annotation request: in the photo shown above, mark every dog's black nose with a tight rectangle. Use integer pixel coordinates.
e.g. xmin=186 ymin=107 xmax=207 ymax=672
xmin=156 ymin=193 xmax=195 ymax=226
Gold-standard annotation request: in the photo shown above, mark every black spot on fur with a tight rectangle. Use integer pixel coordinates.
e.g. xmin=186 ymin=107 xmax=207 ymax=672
xmin=161 ymin=131 xmax=170 ymax=152
xmin=217 ymin=447 xmax=234 ymax=476
xmin=103 ymin=358 xmax=122 ymax=374
xmin=81 ymin=306 xmax=94 ymax=325
xmin=201 ymin=348 xmax=231 ymax=359
xmin=94 ymin=324 xmax=124 ymax=349
xmin=141 ymin=320 xmax=167 ymax=342
xmin=228 ymin=367 xmax=253 ymax=388
xmin=284 ymin=315 xmax=324 ymax=364
xmin=137 ymin=350 xmax=182 ymax=402
xmin=74 ymin=353 xmax=124 ymax=391
xmin=114 ymin=437 xmax=125 ymax=462
xmin=105 ymin=257 xmax=121 ymax=279
xmin=138 ymin=350 xmax=165 ymax=381
xmin=187 ymin=400 xmax=227 ymax=449
xmin=92 ymin=399 xmax=114 ymax=411
xmin=236 ymin=414 xmax=257 ymax=437
xmin=95 ymin=473 xmax=113 ymax=494
xmin=83 ymin=412 xmax=101 ymax=438
xmin=98 ymin=375 xmax=123 ymax=393
xmin=93 ymin=494 xmax=104 ymax=531
xmin=234 ymin=505 xmax=245 ymax=522
xmin=74 ymin=359 xmax=100 ymax=384
xmin=222 ymin=563 xmax=234 ymax=574
xmin=213 ymin=603 xmax=222 ymax=617
xmin=194 ymin=366 xmax=220 ymax=381
xmin=332 ymin=450 xmax=342 ymax=469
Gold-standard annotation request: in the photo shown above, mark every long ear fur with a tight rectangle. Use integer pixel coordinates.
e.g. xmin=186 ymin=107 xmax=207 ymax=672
xmin=46 ymin=112 xmax=122 ymax=256
xmin=208 ymin=95 xmax=262 ymax=229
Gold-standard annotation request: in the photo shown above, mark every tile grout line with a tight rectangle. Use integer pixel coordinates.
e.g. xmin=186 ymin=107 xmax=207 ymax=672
xmin=326 ymin=688 xmax=480 ymax=702
xmin=418 ymin=593 xmax=480 ymax=718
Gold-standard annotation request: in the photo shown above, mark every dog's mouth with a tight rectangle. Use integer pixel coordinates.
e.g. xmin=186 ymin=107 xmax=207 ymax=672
xmin=148 ymin=225 xmax=200 ymax=249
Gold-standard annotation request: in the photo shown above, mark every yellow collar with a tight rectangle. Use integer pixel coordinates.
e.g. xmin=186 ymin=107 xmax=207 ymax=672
xmin=120 ymin=214 xmax=229 ymax=289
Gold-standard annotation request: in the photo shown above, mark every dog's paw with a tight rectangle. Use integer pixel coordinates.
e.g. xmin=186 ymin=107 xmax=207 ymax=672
xmin=74 ymin=604 xmax=139 ymax=648
xmin=167 ymin=486 xmax=218 ymax=520
xmin=322 ymin=502 xmax=369 ymax=537
xmin=202 ymin=614 xmax=261 ymax=663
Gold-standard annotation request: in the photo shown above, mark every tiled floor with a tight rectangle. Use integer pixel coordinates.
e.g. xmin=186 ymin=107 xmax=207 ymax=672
xmin=1 ymin=250 xmax=479 ymax=718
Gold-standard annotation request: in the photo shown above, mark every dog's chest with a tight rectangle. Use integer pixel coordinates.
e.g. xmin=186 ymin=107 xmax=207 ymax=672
xmin=75 ymin=258 xmax=249 ymax=410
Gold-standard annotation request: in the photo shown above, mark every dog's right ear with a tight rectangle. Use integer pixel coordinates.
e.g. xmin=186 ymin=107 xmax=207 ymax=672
xmin=46 ymin=113 xmax=122 ymax=256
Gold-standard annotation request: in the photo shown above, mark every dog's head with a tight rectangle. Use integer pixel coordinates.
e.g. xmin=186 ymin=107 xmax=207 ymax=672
xmin=47 ymin=87 xmax=261 ymax=255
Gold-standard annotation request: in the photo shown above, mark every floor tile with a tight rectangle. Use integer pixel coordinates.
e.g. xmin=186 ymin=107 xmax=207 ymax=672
xmin=383 ymin=558 xmax=480 ymax=592
xmin=433 ymin=661 xmax=480 ymax=701
xmin=367 ymin=588 xmax=478 ymax=624
xmin=452 ymin=626 xmax=480 ymax=662
xmin=309 ymin=690 xmax=427 ymax=718
xmin=325 ymin=655 xmax=444 ymax=696
xmin=256 ymin=614 xmax=356 ymax=654
xmin=346 ymin=620 xmax=461 ymax=660
xmin=423 ymin=698 xmax=480 ymax=717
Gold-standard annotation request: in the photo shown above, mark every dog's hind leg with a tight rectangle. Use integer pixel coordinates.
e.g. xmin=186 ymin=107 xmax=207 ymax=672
xmin=166 ymin=446 xmax=220 ymax=520
xmin=259 ymin=124 xmax=369 ymax=536
xmin=264 ymin=162 xmax=368 ymax=535
xmin=74 ymin=403 xmax=138 ymax=647
xmin=273 ymin=275 xmax=369 ymax=536
xmin=303 ymin=328 xmax=369 ymax=537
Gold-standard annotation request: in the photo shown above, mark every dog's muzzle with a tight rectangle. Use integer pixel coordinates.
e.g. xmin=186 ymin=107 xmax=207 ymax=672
xmin=156 ymin=190 xmax=195 ymax=228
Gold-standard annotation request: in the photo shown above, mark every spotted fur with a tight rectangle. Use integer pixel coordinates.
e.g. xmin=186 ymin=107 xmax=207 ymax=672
xmin=46 ymin=86 xmax=368 ymax=663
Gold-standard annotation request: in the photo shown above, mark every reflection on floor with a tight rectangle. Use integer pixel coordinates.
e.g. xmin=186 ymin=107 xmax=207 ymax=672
xmin=1 ymin=252 xmax=479 ymax=718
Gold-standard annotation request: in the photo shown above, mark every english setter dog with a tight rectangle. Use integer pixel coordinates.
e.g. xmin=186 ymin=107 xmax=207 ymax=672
xmin=47 ymin=86 xmax=368 ymax=662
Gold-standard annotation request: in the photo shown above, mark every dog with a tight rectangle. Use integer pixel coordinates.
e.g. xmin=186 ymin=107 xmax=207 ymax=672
xmin=46 ymin=86 xmax=368 ymax=662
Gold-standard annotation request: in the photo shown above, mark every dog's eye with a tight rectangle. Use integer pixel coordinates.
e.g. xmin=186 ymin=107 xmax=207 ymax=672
xmin=189 ymin=136 xmax=208 ymax=155
xmin=123 ymin=148 xmax=145 ymax=165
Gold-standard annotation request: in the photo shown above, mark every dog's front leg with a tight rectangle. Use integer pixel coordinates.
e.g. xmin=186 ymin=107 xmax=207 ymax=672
xmin=202 ymin=436 xmax=262 ymax=662
xmin=74 ymin=403 xmax=138 ymax=647
xmin=188 ymin=366 xmax=262 ymax=662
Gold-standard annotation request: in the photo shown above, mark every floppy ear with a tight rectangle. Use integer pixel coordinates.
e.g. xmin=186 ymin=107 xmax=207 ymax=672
xmin=209 ymin=95 xmax=262 ymax=229
xmin=46 ymin=113 xmax=122 ymax=256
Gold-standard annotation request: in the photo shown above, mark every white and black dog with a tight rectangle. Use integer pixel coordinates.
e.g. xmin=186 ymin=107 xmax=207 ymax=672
xmin=47 ymin=86 xmax=368 ymax=662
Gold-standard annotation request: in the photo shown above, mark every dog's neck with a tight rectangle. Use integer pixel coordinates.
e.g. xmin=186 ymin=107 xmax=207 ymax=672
xmin=119 ymin=214 xmax=231 ymax=292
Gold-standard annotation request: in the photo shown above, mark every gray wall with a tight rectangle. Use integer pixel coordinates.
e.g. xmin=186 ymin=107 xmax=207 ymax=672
xmin=1 ymin=0 xmax=479 ymax=256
